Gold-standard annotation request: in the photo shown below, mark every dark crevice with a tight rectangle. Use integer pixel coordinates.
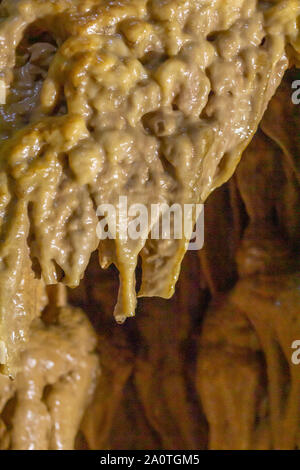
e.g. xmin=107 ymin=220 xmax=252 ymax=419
xmin=27 ymin=201 xmax=42 ymax=279
xmin=140 ymin=51 xmax=168 ymax=70
xmin=206 ymin=30 xmax=226 ymax=42
xmin=52 ymin=260 xmax=65 ymax=283
xmin=1 ymin=20 xmax=60 ymax=135
xmin=41 ymin=384 xmax=53 ymax=410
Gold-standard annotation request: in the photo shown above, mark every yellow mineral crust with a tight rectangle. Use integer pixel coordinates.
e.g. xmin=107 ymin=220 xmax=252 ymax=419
xmin=0 ymin=0 xmax=299 ymax=374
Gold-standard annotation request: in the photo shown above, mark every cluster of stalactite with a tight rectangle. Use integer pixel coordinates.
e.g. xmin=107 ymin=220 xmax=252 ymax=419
xmin=0 ymin=62 xmax=299 ymax=450
xmin=70 ymin=69 xmax=300 ymax=450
